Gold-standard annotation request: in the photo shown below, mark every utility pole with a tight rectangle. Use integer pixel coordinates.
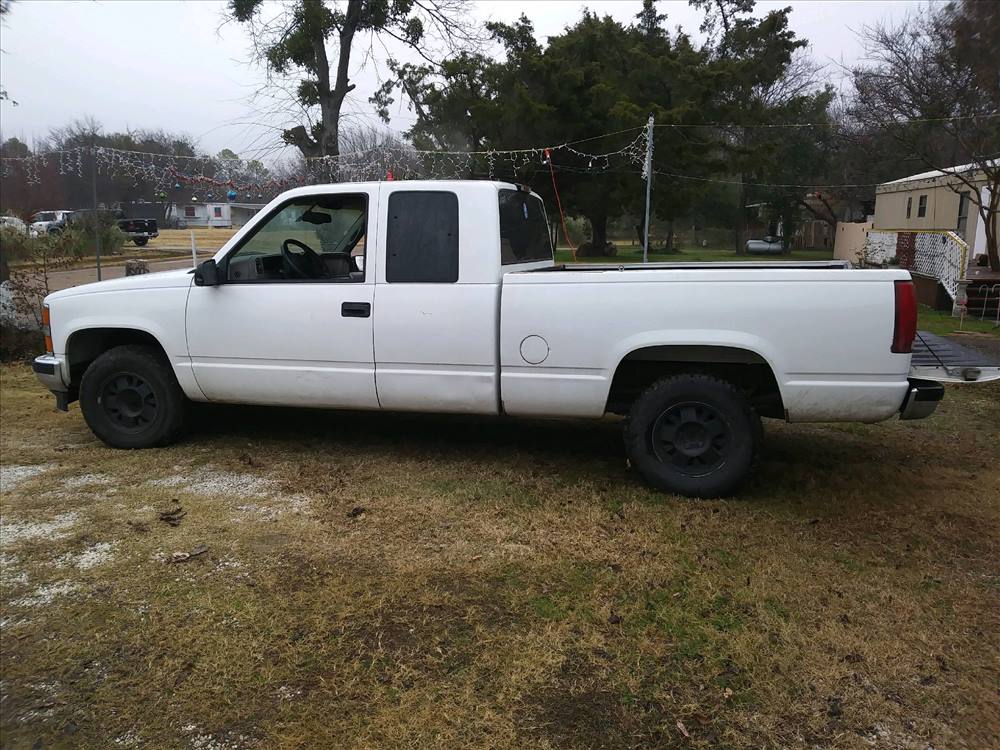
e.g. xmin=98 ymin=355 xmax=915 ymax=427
xmin=91 ymin=143 xmax=102 ymax=281
xmin=642 ymin=114 xmax=654 ymax=264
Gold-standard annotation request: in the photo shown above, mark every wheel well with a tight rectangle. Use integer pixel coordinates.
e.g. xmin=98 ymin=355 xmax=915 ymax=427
xmin=65 ymin=328 xmax=167 ymax=387
xmin=606 ymin=345 xmax=785 ymax=419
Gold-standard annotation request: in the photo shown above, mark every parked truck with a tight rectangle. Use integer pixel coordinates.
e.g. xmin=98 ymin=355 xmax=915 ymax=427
xmin=32 ymin=181 xmax=999 ymax=497
xmin=67 ymin=209 xmax=159 ymax=246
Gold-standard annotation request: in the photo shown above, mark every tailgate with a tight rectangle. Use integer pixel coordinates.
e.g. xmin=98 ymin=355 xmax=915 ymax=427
xmin=910 ymin=331 xmax=1000 ymax=383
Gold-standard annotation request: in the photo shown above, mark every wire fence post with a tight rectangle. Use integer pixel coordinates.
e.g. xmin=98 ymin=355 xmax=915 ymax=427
xmin=191 ymin=231 xmax=198 ymax=268
xmin=642 ymin=114 xmax=654 ymax=264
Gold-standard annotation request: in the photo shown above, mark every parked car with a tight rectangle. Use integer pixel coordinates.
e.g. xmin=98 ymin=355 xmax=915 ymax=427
xmin=29 ymin=210 xmax=73 ymax=236
xmin=67 ymin=209 xmax=159 ymax=246
xmin=0 ymin=215 xmax=27 ymax=234
xmin=31 ymin=181 xmax=1000 ymax=497
xmin=746 ymin=235 xmax=786 ymax=255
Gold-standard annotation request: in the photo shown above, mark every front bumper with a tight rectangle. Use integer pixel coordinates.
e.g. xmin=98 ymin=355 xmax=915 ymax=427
xmin=899 ymin=378 xmax=944 ymax=420
xmin=32 ymin=354 xmax=74 ymax=411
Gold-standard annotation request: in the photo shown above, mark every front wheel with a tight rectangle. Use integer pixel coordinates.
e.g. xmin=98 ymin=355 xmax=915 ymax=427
xmin=79 ymin=345 xmax=186 ymax=448
xmin=624 ymin=374 xmax=760 ymax=498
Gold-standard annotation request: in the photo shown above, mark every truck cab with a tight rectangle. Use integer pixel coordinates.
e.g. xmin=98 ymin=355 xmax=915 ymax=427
xmin=185 ymin=181 xmax=550 ymax=414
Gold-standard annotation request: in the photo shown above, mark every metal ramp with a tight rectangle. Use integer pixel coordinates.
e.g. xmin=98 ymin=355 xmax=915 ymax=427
xmin=910 ymin=331 xmax=1000 ymax=383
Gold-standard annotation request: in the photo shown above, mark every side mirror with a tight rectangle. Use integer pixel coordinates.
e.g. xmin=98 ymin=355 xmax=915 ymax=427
xmin=194 ymin=259 xmax=221 ymax=287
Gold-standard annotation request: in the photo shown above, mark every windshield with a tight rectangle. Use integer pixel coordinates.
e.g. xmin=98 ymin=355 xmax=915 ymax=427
xmin=499 ymin=189 xmax=552 ymax=265
xmin=33 ymin=212 xmax=58 ymax=222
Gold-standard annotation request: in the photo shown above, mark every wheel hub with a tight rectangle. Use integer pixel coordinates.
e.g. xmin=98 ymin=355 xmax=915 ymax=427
xmin=651 ymin=401 xmax=730 ymax=476
xmin=100 ymin=372 xmax=158 ymax=431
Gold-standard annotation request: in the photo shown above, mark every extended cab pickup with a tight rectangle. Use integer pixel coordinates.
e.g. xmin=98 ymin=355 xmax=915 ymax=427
xmin=32 ymin=181 xmax=997 ymax=496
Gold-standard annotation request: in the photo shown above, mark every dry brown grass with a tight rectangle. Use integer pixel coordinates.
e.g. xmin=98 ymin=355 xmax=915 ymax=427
xmin=1 ymin=364 xmax=998 ymax=749
xmin=149 ymin=228 xmax=239 ymax=252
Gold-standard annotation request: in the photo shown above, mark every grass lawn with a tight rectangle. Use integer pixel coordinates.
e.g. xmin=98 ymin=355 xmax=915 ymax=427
xmin=918 ymin=304 xmax=1000 ymax=336
xmin=1 ymin=364 xmax=998 ymax=748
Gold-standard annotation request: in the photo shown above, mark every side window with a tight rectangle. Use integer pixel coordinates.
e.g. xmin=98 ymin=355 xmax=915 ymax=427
xmin=917 ymin=194 xmax=928 ymax=218
xmin=386 ymin=191 xmax=459 ymax=283
xmin=499 ymin=189 xmax=553 ymax=264
xmin=905 ymin=196 xmax=912 ymax=219
xmin=224 ymin=194 xmax=368 ymax=283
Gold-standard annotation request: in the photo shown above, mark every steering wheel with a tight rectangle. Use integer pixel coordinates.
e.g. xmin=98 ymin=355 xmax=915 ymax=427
xmin=281 ymin=238 xmax=327 ymax=279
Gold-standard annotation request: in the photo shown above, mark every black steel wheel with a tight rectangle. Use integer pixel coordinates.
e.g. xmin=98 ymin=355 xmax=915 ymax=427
xmin=80 ymin=345 xmax=186 ymax=448
xmin=624 ymin=374 xmax=760 ymax=497
xmin=98 ymin=371 xmax=159 ymax=432
xmin=650 ymin=401 xmax=730 ymax=476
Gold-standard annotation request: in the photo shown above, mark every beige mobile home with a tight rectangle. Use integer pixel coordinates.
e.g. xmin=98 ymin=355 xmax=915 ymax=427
xmin=873 ymin=164 xmax=997 ymax=260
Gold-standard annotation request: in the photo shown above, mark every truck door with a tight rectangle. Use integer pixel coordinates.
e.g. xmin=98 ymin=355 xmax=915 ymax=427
xmin=372 ymin=185 xmax=501 ymax=414
xmin=185 ymin=188 xmax=379 ymax=409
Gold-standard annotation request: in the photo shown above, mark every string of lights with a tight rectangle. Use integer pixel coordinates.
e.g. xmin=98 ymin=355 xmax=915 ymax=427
xmin=1 ymin=112 xmax=994 ymax=196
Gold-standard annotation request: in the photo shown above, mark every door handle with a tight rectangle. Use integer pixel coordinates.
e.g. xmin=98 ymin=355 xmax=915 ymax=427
xmin=341 ymin=301 xmax=371 ymax=318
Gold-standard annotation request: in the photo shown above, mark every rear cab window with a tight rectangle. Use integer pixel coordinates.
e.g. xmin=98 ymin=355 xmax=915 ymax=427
xmin=499 ymin=189 xmax=553 ymax=265
xmin=386 ymin=191 xmax=459 ymax=283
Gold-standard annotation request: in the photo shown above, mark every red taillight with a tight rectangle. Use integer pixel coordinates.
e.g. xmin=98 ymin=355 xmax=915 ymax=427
xmin=891 ymin=280 xmax=917 ymax=353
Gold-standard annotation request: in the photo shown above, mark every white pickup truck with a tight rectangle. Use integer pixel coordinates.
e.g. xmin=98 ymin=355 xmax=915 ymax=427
xmin=32 ymin=180 xmax=995 ymax=497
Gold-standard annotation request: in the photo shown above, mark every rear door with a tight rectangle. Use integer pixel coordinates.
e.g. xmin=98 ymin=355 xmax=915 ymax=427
xmin=373 ymin=185 xmax=501 ymax=414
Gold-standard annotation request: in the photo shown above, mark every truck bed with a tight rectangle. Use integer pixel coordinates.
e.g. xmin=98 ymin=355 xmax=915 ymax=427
xmin=528 ymin=260 xmax=852 ymax=272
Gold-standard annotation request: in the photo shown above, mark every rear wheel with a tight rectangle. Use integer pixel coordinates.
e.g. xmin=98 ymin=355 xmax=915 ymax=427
xmin=79 ymin=345 xmax=186 ymax=448
xmin=133 ymin=237 xmax=148 ymax=246
xmin=624 ymin=374 xmax=760 ymax=497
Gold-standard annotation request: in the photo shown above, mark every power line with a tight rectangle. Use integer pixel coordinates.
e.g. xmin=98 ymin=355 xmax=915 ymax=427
xmin=653 ymin=112 xmax=1000 ymax=130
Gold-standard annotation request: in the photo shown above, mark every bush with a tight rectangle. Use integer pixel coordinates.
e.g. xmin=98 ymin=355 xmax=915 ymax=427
xmin=576 ymin=240 xmax=618 ymax=257
xmin=0 ymin=224 xmax=126 ymax=266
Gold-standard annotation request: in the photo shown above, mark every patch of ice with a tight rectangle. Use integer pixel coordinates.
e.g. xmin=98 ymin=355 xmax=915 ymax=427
xmin=148 ymin=466 xmax=280 ymax=499
xmin=12 ymin=580 xmax=78 ymax=607
xmin=0 ymin=552 xmax=25 ymax=585
xmin=1 ymin=512 xmax=79 ymax=545
xmin=0 ymin=463 xmax=56 ymax=491
xmin=57 ymin=542 xmax=116 ymax=571
xmin=61 ymin=473 xmax=114 ymax=489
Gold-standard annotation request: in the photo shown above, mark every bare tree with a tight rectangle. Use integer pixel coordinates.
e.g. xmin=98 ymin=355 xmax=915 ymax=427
xmin=228 ymin=0 xmax=480 ymax=159
xmin=849 ymin=1 xmax=1000 ymax=269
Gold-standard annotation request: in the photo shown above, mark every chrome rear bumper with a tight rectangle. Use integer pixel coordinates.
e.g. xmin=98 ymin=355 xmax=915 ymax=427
xmin=899 ymin=378 xmax=944 ymax=420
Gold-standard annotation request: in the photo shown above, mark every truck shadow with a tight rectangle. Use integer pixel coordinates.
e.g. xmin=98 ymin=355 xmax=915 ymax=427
xmin=185 ymin=404 xmax=934 ymax=502
xmin=188 ymin=402 xmax=625 ymax=464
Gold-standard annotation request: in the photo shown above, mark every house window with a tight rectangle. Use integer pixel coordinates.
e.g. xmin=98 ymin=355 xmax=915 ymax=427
xmin=957 ymin=191 xmax=971 ymax=238
xmin=917 ymin=194 xmax=927 ymax=218
xmin=213 ymin=206 xmax=223 ymax=218
xmin=184 ymin=206 xmax=196 ymax=218
xmin=906 ymin=196 xmax=912 ymax=219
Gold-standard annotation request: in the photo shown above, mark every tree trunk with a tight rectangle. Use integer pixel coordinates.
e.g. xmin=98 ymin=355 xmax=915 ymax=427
xmin=734 ymin=177 xmax=746 ymax=255
xmin=664 ymin=219 xmax=674 ymax=252
xmin=591 ymin=214 xmax=609 ymax=254
xmin=986 ymin=209 xmax=999 ymax=272
xmin=984 ymin=183 xmax=1000 ymax=271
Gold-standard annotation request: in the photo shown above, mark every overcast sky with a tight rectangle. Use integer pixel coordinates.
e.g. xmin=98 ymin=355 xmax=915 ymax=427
xmin=0 ymin=0 xmax=927 ymax=160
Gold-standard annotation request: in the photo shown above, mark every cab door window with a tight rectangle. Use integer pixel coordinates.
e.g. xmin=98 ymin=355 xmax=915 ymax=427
xmin=225 ymin=194 xmax=367 ymax=282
